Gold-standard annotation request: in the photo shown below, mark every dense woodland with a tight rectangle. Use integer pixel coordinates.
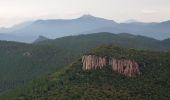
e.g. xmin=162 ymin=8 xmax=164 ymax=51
xmin=0 ymin=32 xmax=169 ymax=99
xmin=0 ymin=45 xmax=169 ymax=100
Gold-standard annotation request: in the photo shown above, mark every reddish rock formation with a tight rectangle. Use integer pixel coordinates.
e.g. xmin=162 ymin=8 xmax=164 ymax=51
xmin=109 ymin=58 xmax=140 ymax=77
xmin=82 ymin=55 xmax=140 ymax=77
xmin=82 ymin=55 xmax=107 ymax=70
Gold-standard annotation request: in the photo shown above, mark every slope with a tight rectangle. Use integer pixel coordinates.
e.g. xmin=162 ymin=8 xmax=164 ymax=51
xmin=35 ymin=32 xmax=170 ymax=51
xmin=1 ymin=45 xmax=169 ymax=100
xmin=0 ymin=41 xmax=81 ymax=93
xmin=0 ymin=32 xmax=170 ymax=93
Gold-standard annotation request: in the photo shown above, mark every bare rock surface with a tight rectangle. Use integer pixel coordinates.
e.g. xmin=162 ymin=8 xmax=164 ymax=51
xmin=82 ymin=55 xmax=107 ymax=70
xmin=82 ymin=55 xmax=141 ymax=77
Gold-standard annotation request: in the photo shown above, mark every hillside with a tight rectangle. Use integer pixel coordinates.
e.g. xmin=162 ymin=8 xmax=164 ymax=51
xmin=35 ymin=32 xmax=170 ymax=51
xmin=1 ymin=45 xmax=169 ymax=100
xmin=0 ymin=41 xmax=81 ymax=93
xmin=162 ymin=38 xmax=170 ymax=44
xmin=0 ymin=32 xmax=170 ymax=94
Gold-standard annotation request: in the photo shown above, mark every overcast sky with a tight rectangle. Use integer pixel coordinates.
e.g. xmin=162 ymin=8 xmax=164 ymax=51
xmin=0 ymin=0 xmax=170 ymax=27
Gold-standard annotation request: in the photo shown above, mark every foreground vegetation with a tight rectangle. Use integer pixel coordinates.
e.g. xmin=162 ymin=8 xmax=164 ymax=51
xmin=1 ymin=46 xmax=169 ymax=100
xmin=0 ymin=32 xmax=170 ymax=95
xmin=0 ymin=41 xmax=82 ymax=92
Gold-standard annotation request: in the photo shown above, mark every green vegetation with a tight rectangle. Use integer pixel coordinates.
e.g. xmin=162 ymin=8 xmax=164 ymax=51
xmin=0 ymin=41 xmax=81 ymax=92
xmin=0 ymin=32 xmax=170 ymax=97
xmin=1 ymin=45 xmax=170 ymax=100
xmin=36 ymin=32 xmax=170 ymax=51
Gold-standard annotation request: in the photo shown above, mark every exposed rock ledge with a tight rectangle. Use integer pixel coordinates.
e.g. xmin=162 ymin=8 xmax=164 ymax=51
xmin=82 ymin=55 xmax=141 ymax=77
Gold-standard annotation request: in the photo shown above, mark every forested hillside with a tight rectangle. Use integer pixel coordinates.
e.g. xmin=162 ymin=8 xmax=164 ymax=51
xmin=36 ymin=32 xmax=170 ymax=51
xmin=1 ymin=45 xmax=169 ymax=100
xmin=0 ymin=32 xmax=170 ymax=94
xmin=0 ymin=41 xmax=80 ymax=92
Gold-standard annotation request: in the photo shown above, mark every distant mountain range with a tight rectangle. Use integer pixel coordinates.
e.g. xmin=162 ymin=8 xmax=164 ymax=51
xmin=0 ymin=14 xmax=170 ymax=42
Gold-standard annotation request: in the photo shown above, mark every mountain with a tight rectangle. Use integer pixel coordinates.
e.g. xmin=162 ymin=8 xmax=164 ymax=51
xmin=162 ymin=38 xmax=170 ymax=44
xmin=33 ymin=35 xmax=49 ymax=43
xmin=1 ymin=45 xmax=169 ymax=100
xmin=161 ymin=38 xmax=170 ymax=47
xmin=88 ymin=21 xmax=170 ymax=40
xmin=0 ymin=21 xmax=35 ymax=42
xmin=4 ymin=15 xmax=117 ymax=42
xmin=35 ymin=32 xmax=170 ymax=51
xmin=0 ymin=15 xmax=170 ymax=42
xmin=0 ymin=32 xmax=169 ymax=94
xmin=0 ymin=21 xmax=33 ymax=33
xmin=0 ymin=33 xmax=35 ymax=42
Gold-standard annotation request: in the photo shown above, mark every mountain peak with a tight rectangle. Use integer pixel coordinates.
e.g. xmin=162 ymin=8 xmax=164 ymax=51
xmin=78 ymin=14 xmax=117 ymax=25
xmin=79 ymin=14 xmax=98 ymax=19
xmin=33 ymin=35 xmax=48 ymax=43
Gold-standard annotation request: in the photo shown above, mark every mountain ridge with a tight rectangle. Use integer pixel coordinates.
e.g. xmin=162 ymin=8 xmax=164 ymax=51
xmin=34 ymin=32 xmax=170 ymax=51
xmin=0 ymin=15 xmax=170 ymax=42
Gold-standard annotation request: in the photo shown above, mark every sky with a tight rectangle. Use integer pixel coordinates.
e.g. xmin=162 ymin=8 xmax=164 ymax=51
xmin=0 ymin=0 xmax=170 ymax=27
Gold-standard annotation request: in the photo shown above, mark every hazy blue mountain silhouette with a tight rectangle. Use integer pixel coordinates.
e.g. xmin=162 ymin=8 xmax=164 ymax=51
xmin=13 ymin=15 xmax=117 ymax=37
xmin=33 ymin=35 xmax=49 ymax=43
xmin=0 ymin=15 xmax=170 ymax=42
xmin=0 ymin=21 xmax=33 ymax=33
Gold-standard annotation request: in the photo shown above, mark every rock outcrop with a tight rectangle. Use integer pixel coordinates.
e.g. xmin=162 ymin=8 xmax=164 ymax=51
xmin=82 ymin=55 xmax=107 ymax=70
xmin=109 ymin=58 xmax=140 ymax=77
xmin=82 ymin=55 xmax=141 ymax=77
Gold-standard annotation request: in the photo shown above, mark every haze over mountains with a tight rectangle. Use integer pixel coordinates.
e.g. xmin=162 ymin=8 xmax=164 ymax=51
xmin=1 ymin=0 xmax=170 ymax=99
xmin=0 ymin=15 xmax=170 ymax=43
xmin=0 ymin=16 xmax=169 ymax=100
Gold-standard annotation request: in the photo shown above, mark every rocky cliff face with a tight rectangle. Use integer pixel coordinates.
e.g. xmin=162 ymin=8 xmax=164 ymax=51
xmin=82 ymin=55 xmax=107 ymax=70
xmin=109 ymin=58 xmax=140 ymax=77
xmin=82 ymin=55 xmax=141 ymax=77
